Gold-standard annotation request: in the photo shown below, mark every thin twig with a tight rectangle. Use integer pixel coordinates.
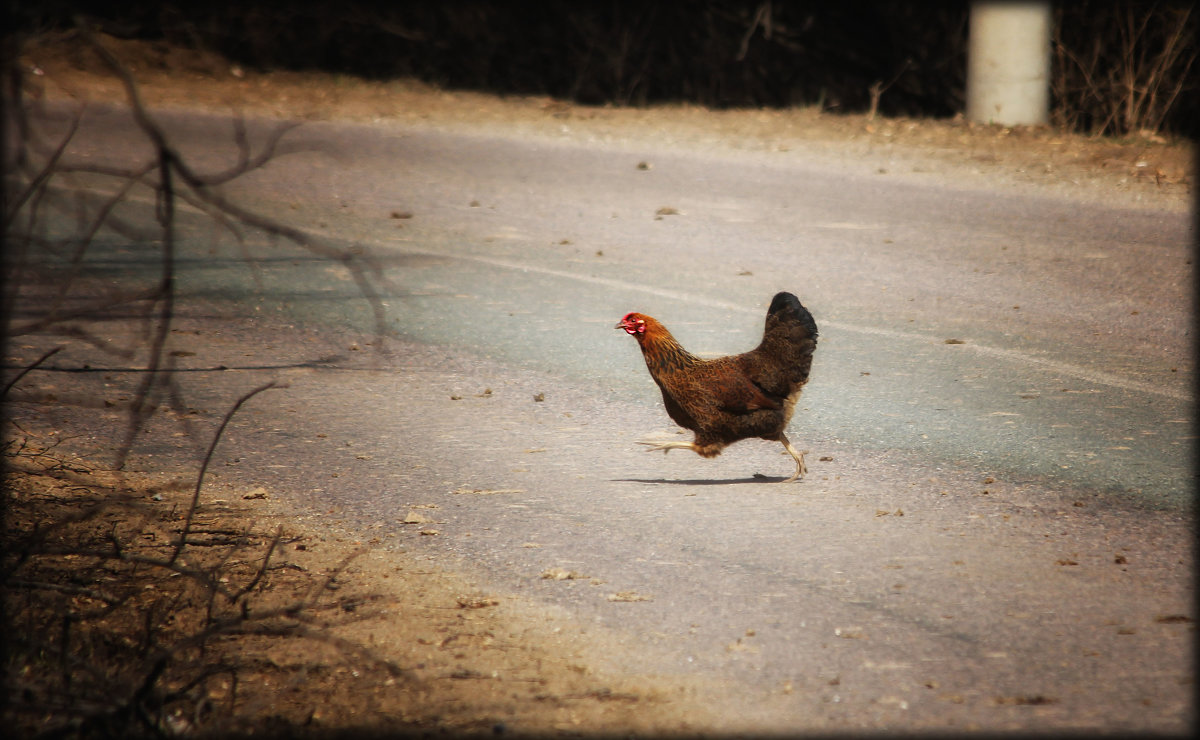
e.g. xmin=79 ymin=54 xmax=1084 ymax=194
xmin=2 ymin=346 xmax=64 ymax=399
xmin=170 ymin=381 xmax=284 ymax=567
xmin=2 ymin=107 xmax=83 ymax=226
xmin=6 ymin=579 xmax=123 ymax=606
xmin=228 ymin=526 xmax=285 ymax=602
xmin=867 ymin=59 xmax=912 ymax=121
xmin=116 ymin=148 xmax=178 ymax=471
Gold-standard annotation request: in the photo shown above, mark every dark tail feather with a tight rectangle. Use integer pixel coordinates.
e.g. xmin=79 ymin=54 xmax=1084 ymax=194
xmin=767 ymin=291 xmax=818 ymax=342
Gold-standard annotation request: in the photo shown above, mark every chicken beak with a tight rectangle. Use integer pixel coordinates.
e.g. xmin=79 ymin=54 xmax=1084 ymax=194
xmin=614 ymin=320 xmax=626 ymax=330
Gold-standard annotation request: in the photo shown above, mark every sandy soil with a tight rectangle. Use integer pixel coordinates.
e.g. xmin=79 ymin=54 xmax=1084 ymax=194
xmin=5 ymin=30 xmax=1194 ymax=738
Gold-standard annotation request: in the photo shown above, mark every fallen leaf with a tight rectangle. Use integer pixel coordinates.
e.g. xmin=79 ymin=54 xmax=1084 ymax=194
xmin=457 ymin=596 xmax=499 ymax=609
xmin=542 ymin=567 xmax=586 ymax=580
xmin=995 ymin=695 xmax=1057 ymax=706
xmin=608 ymin=591 xmax=651 ymax=602
xmin=454 ymin=488 xmax=524 ymax=495
xmin=1155 ymin=614 xmax=1192 ymax=624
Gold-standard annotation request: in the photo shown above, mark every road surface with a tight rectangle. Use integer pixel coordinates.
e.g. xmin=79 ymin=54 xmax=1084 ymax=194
xmin=10 ymin=102 xmax=1194 ymax=732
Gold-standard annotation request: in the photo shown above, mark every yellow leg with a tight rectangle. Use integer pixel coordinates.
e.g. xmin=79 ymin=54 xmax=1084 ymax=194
xmin=778 ymin=433 xmax=807 ymax=483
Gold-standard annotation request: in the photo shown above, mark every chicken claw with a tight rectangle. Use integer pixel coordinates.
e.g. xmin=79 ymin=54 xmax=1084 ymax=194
xmin=637 ymin=440 xmax=697 ymax=455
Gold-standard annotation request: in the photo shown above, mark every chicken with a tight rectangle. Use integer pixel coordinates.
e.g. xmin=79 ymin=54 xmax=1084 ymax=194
xmin=615 ymin=292 xmax=818 ymax=482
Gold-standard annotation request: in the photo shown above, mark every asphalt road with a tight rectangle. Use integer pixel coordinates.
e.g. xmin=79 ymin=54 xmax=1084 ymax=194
xmin=12 ymin=103 xmax=1194 ymax=732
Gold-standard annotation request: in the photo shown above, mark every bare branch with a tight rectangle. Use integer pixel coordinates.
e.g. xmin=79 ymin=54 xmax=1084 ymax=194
xmin=8 ymin=285 xmax=163 ymax=338
xmin=6 ymin=579 xmax=123 ymax=606
xmin=2 ymin=345 xmax=64 ymax=399
xmin=194 ymin=117 xmax=305 ymax=187
xmin=228 ymin=526 xmax=285 ymax=602
xmin=171 ymin=381 xmax=284 ymax=567
xmin=2 ymin=106 xmax=83 ymax=226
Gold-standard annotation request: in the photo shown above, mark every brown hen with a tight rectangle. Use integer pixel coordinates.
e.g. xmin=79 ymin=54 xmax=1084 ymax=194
xmin=616 ymin=292 xmax=818 ymax=482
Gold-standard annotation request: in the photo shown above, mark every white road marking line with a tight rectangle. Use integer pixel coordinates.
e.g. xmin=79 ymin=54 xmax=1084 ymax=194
xmin=446 ymin=252 xmax=1190 ymax=403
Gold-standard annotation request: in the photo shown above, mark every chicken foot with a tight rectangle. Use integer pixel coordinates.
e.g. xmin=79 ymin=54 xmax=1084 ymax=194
xmin=778 ymin=432 xmax=807 ymax=483
xmin=637 ymin=439 xmax=720 ymax=456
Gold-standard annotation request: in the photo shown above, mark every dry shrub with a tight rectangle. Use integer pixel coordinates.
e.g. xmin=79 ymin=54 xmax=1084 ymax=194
xmin=3 ymin=26 xmax=397 ymax=738
xmin=3 ymin=434 xmax=396 ymax=738
xmin=1053 ymin=1 xmax=1198 ymax=137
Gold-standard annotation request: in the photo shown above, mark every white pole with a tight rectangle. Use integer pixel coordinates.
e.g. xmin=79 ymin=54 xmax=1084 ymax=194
xmin=966 ymin=0 xmax=1052 ymax=126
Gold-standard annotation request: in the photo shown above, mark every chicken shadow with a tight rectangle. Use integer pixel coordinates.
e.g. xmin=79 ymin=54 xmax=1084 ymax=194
xmin=614 ymin=476 xmax=790 ymax=486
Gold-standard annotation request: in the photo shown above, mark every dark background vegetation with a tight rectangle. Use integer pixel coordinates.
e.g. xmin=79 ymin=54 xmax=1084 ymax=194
xmin=11 ymin=0 xmax=1199 ymax=137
